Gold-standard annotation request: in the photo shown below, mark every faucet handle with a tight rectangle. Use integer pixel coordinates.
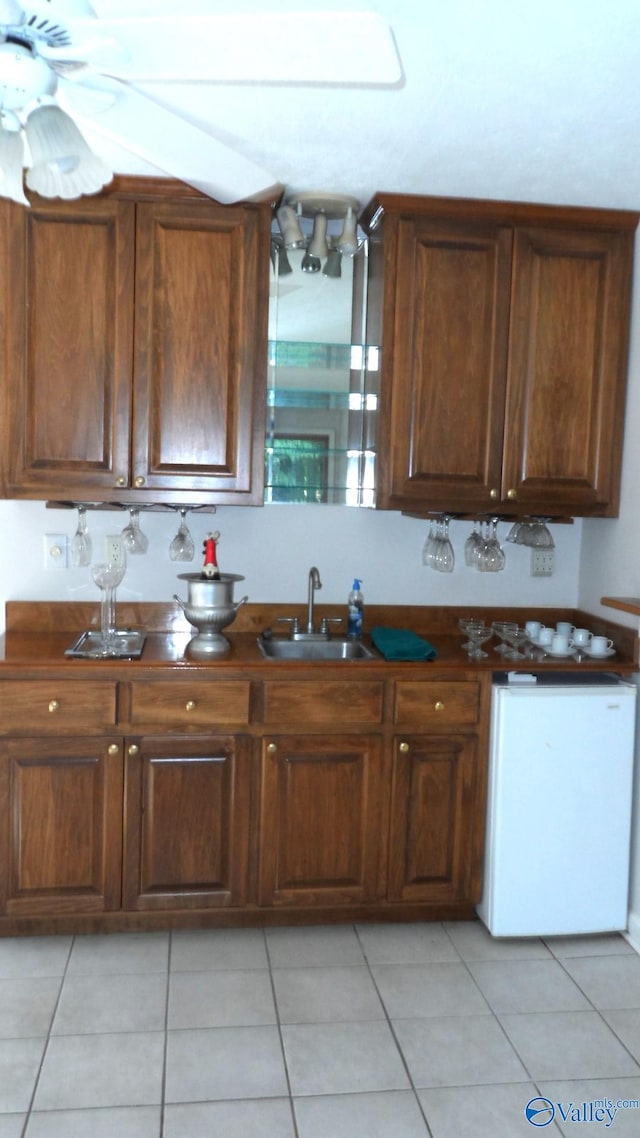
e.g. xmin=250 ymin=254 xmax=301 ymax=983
xmin=320 ymin=616 xmax=343 ymax=636
xmin=276 ymin=616 xmax=300 ymax=637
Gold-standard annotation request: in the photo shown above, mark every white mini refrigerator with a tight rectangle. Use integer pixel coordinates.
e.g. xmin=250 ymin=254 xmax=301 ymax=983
xmin=477 ymin=676 xmax=637 ymax=937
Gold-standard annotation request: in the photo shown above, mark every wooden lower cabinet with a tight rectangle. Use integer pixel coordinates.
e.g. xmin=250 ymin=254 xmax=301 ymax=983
xmin=259 ymin=734 xmax=384 ymax=907
xmin=123 ymin=735 xmax=252 ymax=910
xmin=0 ymin=736 xmax=124 ymax=917
xmin=387 ymin=734 xmax=479 ymax=903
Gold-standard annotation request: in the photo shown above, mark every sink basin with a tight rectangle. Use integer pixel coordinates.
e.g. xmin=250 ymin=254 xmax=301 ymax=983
xmin=257 ymin=636 xmax=378 ymax=661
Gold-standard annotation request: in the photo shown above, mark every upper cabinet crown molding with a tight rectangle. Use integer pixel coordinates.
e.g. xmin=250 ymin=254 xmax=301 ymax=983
xmin=362 ymin=193 xmax=639 ymax=518
xmin=0 ymin=181 xmax=271 ymax=505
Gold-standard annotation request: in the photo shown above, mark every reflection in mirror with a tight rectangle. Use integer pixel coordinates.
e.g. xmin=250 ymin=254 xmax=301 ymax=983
xmin=265 ymin=236 xmax=378 ymax=506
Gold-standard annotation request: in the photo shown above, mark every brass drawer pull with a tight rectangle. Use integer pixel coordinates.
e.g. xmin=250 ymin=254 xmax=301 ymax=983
xmin=185 ymin=700 xmax=196 ymax=712
xmin=266 ymin=742 xmax=277 ymax=753
xmin=434 ymin=701 xmax=445 ymax=711
xmin=507 ymin=488 xmax=517 ymax=499
xmin=115 ymin=475 xmax=126 ymax=487
xmin=399 ymin=741 xmax=410 ymax=753
xmin=48 ymin=699 xmax=59 ymax=713
xmin=128 ymin=744 xmax=139 ymax=757
xmin=490 ymin=488 xmax=499 ymax=499
xmin=107 ymin=744 xmax=119 ymax=756
xmin=134 ymin=475 xmax=145 ymax=487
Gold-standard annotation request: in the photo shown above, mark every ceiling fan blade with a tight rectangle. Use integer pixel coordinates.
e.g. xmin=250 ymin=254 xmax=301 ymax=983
xmin=65 ymin=11 xmax=402 ymax=85
xmin=64 ymin=79 xmax=282 ymax=203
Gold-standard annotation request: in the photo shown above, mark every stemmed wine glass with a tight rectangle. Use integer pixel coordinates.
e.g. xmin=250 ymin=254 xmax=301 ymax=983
xmin=121 ymin=507 xmax=148 ymax=555
xmin=91 ymin=556 xmax=126 ymax=655
xmin=70 ymin=505 xmax=92 ymax=567
xmin=169 ymin=508 xmax=195 ymax=562
xmin=465 ymin=623 xmax=494 ymax=659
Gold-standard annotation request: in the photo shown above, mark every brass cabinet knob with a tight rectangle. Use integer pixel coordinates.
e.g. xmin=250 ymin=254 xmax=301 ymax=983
xmin=128 ymin=744 xmax=140 ymax=757
xmin=490 ymin=488 xmax=499 ymax=499
xmin=48 ymin=699 xmax=59 ymax=713
xmin=399 ymin=741 xmax=410 ymax=753
xmin=115 ymin=475 xmax=126 ymax=487
xmin=185 ymin=700 xmax=196 ymax=711
xmin=434 ymin=700 xmax=445 ymax=711
xmin=507 ymin=488 xmax=517 ymax=499
xmin=266 ymin=742 xmax=277 ymax=753
xmin=107 ymin=744 xmax=119 ymax=756
xmin=134 ymin=475 xmax=145 ymax=487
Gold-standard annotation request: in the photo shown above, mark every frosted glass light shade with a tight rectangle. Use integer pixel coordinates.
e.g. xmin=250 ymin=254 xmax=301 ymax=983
xmin=337 ymin=206 xmax=359 ymax=254
xmin=276 ymin=203 xmax=306 ymax=249
xmin=25 ymin=105 xmax=112 ymax=199
xmin=0 ymin=122 xmax=28 ymax=205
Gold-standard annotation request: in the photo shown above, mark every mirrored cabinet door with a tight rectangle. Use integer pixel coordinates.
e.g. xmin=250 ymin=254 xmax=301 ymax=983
xmin=265 ymin=240 xmax=378 ymax=506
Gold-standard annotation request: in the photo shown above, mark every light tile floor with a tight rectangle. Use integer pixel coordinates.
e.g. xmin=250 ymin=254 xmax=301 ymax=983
xmin=0 ymin=921 xmax=639 ymax=1136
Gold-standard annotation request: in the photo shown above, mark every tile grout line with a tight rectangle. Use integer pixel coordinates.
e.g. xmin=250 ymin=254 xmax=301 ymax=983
xmin=21 ymin=933 xmax=76 ymax=1137
xmin=354 ymin=922 xmax=436 ymax=1138
xmin=264 ymin=927 xmax=301 ymax=1138
xmin=159 ymin=931 xmax=173 ymax=1138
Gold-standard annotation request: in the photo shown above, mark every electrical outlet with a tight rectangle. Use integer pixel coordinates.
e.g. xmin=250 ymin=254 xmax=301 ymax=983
xmin=44 ymin=534 xmax=68 ymax=570
xmin=531 ymin=549 xmax=555 ymax=577
xmin=104 ymin=534 xmax=125 ymax=565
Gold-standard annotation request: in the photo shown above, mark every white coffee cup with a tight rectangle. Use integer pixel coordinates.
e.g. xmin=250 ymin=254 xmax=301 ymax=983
xmin=590 ymin=636 xmax=613 ymax=656
xmin=556 ymin=621 xmax=575 ymax=636
xmin=573 ymin=628 xmax=593 ymax=646
xmin=537 ymin=627 xmax=554 ymax=647
xmin=552 ymin=632 xmax=574 ymax=654
xmin=525 ymin=620 xmax=544 ymax=639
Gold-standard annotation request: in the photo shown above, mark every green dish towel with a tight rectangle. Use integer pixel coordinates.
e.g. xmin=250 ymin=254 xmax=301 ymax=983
xmin=371 ymin=626 xmax=438 ymax=662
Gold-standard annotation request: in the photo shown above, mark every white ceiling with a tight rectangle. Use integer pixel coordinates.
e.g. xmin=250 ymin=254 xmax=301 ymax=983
xmin=80 ymin=0 xmax=640 ymax=214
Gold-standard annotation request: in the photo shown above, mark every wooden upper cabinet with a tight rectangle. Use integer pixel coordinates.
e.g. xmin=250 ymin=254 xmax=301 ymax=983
xmin=132 ymin=200 xmax=268 ymax=501
xmin=0 ymin=179 xmax=270 ymax=504
xmin=1 ymin=196 xmax=135 ymax=497
xmin=362 ymin=194 xmax=638 ymax=517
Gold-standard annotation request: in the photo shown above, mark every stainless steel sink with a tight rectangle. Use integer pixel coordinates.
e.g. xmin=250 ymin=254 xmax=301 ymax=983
xmin=257 ymin=636 xmax=378 ymax=661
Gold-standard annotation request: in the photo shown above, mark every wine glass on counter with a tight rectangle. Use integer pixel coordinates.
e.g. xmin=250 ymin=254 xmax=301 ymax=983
xmin=91 ymin=555 xmax=126 ymax=656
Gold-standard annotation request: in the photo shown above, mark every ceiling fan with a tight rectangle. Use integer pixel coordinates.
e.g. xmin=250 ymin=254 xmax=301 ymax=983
xmin=0 ymin=0 xmax=402 ymax=206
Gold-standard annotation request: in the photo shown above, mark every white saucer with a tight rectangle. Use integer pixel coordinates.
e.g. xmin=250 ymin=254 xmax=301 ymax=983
xmin=582 ymin=647 xmax=616 ymax=659
xmin=544 ymin=647 xmax=577 ymax=658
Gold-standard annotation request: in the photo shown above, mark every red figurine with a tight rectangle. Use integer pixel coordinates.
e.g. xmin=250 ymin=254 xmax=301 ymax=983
xmin=202 ymin=531 xmax=221 ymax=579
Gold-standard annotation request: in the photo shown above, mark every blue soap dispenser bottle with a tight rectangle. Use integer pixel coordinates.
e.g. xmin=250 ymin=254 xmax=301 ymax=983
xmin=347 ymin=579 xmax=364 ymax=639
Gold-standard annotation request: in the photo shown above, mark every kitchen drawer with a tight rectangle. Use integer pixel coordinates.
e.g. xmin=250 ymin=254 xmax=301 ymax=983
xmin=394 ymin=681 xmax=480 ymax=729
xmin=0 ymin=680 xmax=116 ymax=734
xmin=263 ymin=680 xmax=384 ymax=727
xmin=128 ymin=680 xmax=251 ymax=729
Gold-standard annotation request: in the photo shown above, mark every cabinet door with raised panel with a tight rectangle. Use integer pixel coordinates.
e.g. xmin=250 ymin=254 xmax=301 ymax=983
xmin=123 ymin=735 xmax=252 ymax=910
xmin=0 ymin=737 xmax=124 ymax=917
xmin=376 ymin=214 xmax=513 ymax=512
xmin=387 ymin=734 xmax=478 ymax=904
xmin=503 ymin=226 xmax=634 ymax=515
xmin=259 ymin=734 xmax=383 ymax=907
xmin=1 ymin=196 xmax=135 ymax=498
xmin=132 ymin=200 xmax=269 ymax=502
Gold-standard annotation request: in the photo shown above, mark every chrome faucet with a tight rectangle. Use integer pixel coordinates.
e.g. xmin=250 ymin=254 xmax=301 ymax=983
xmin=275 ymin=565 xmax=342 ymax=640
xmin=306 ymin=566 xmax=322 ymax=633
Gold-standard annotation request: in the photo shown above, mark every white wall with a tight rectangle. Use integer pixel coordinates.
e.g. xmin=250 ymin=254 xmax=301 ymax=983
xmin=578 ymin=236 xmax=640 ymax=948
xmin=0 ymin=499 xmax=582 ymax=637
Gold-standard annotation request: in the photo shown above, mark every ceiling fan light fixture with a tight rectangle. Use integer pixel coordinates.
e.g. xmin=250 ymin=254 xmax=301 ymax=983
xmin=0 ymin=40 xmax=56 ymax=110
xmin=0 ymin=117 xmax=27 ymax=204
xmin=25 ymin=104 xmax=111 ymax=199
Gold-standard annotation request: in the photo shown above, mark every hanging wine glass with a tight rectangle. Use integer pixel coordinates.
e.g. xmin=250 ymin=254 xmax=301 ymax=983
xmin=169 ymin=508 xmax=195 ymax=562
xmin=70 ymin=505 xmax=92 ymax=567
xmin=121 ymin=507 xmax=148 ymax=555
